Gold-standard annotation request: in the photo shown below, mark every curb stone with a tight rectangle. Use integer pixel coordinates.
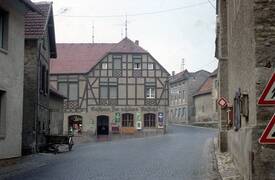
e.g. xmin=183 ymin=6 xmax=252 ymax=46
xmin=213 ymin=138 xmax=244 ymax=180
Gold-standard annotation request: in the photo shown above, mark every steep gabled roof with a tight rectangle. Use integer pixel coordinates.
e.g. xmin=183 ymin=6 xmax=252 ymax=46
xmin=193 ymin=77 xmax=213 ymax=97
xmin=50 ymin=38 xmax=156 ymax=74
xmin=109 ymin=38 xmax=148 ymax=53
xmin=50 ymin=43 xmax=115 ymax=74
xmin=19 ymin=0 xmax=41 ymax=12
xmin=25 ymin=2 xmax=57 ymax=58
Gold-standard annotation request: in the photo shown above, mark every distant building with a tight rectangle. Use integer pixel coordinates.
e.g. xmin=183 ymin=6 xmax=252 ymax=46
xmin=49 ymin=86 xmax=66 ymax=135
xmin=169 ymin=70 xmax=210 ymax=124
xmin=193 ymin=69 xmax=218 ymax=123
xmin=0 ymin=0 xmax=38 ymax=159
xmin=22 ymin=2 xmax=57 ymax=154
xmin=50 ymin=38 xmax=169 ymax=136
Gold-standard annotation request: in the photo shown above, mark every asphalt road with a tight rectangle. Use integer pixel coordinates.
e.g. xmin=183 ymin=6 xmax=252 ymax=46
xmin=4 ymin=125 xmax=219 ymax=180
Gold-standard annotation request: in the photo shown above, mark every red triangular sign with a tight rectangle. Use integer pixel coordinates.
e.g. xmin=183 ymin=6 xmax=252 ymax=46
xmin=259 ymin=114 xmax=275 ymax=144
xmin=258 ymin=73 xmax=275 ymax=105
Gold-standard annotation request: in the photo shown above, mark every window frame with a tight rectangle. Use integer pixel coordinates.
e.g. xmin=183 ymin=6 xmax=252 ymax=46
xmin=146 ymin=87 xmax=155 ymax=99
xmin=144 ymin=113 xmax=156 ymax=128
xmin=102 ymin=62 xmax=108 ymax=70
xmin=122 ymin=113 xmax=134 ymax=127
xmin=148 ymin=63 xmax=154 ymax=70
xmin=0 ymin=9 xmax=8 ymax=51
xmin=68 ymin=82 xmax=78 ymax=101
xmin=0 ymin=90 xmax=6 ymax=139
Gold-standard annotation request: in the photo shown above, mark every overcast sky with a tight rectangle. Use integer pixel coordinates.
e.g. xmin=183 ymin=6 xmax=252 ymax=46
xmin=33 ymin=0 xmax=217 ymax=74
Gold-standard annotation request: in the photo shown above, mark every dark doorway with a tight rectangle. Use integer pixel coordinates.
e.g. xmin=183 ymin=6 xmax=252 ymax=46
xmin=97 ymin=115 xmax=109 ymax=135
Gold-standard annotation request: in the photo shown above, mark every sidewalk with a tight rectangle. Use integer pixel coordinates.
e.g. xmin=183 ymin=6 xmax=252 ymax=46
xmin=213 ymin=138 xmax=243 ymax=180
xmin=0 ymin=153 xmax=57 ymax=179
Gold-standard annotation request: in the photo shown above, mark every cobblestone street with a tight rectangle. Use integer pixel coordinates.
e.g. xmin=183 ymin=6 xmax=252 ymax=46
xmin=1 ymin=126 xmax=219 ymax=180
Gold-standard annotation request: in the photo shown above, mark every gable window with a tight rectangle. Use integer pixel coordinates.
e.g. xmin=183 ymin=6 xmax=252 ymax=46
xmin=146 ymin=87 xmax=155 ymax=99
xmin=69 ymin=83 xmax=78 ymax=100
xmin=102 ymin=63 xmax=108 ymax=69
xmin=0 ymin=9 xmax=8 ymax=50
xmin=0 ymin=90 xmax=6 ymax=138
xmin=58 ymin=82 xmax=68 ymax=98
xmin=148 ymin=63 xmax=154 ymax=70
xmin=100 ymin=85 xmax=108 ymax=98
xmin=122 ymin=113 xmax=134 ymax=127
xmin=133 ymin=55 xmax=142 ymax=70
xmin=113 ymin=55 xmax=122 ymax=69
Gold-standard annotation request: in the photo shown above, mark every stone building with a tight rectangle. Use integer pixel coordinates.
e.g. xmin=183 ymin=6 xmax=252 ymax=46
xmin=193 ymin=69 xmax=218 ymax=124
xmin=0 ymin=0 xmax=38 ymax=159
xmin=50 ymin=38 xmax=169 ymax=136
xmin=168 ymin=70 xmax=210 ymax=124
xmin=216 ymin=0 xmax=275 ymax=179
xmin=22 ymin=2 xmax=57 ymax=154
xmin=49 ymin=86 xmax=66 ymax=135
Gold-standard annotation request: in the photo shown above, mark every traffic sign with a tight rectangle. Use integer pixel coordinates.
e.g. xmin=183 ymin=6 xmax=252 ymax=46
xmin=217 ymin=97 xmax=229 ymax=109
xmin=258 ymin=73 xmax=275 ymax=105
xmin=259 ymin=114 xmax=275 ymax=144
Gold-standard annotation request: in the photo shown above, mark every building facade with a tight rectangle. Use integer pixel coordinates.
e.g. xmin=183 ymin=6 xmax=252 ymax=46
xmin=49 ymin=87 xmax=66 ymax=135
xmin=50 ymin=38 xmax=169 ymax=136
xmin=169 ymin=70 xmax=210 ymax=124
xmin=22 ymin=2 xmax=57 ymax=154
xmin=0 ymin=0 xmax=38 ymax=159
xmin=193 ymin=70 xmax=218 ymax=123
xmin=216 ymin=0 xmax=275 ymax=179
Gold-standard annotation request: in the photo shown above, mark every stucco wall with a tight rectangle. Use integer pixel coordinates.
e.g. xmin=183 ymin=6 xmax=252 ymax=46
xmin=194 ymin=93 xmax=213 ymax=122
xmin=49 ymin=94 xmax=64 ymax=135
xmin=218 ymin=0 xmax=275 ymax=179
xmin=0 ymin=1 xmax=25 ymax=159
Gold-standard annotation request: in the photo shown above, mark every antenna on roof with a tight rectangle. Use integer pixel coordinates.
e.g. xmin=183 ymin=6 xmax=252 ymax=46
xmin=121 ymin=27 xmax=124 ymax=39
xmin=181 ymin=58 xmax=185 ymax=71
xmin=125 ymin=14 xmax=128 ymax=38
xmin=92 ymin=22 xmax=95 ymax=43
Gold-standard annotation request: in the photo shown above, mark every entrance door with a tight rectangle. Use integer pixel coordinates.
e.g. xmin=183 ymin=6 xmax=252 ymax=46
xmin=97 ymin=115 xmax=109 ymax=135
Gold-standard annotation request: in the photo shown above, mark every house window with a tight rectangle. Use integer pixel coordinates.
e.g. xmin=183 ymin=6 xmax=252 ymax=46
xmin=148 ymin=63 xmax=154 ymax=70
xmin=0 ymin=90 xmax=6 ymax=138
xmin=0 ymin=9 xmax=8 ymax=50
xmin=102 ymin=63 xmax=108 ymax=69
xmin=144 ymin=113 xmax=156 ymax=128
xmin=133 ymin=56 xmax=142 ymax=70
xmin=113 ymin=56 xmax=122 ymax=69
xmin=40 ymin=65 xmax=46 ymax=93
xmin=58 ymin=82 xmax=68 ymax=98
xmin=122 ymin=113 xmax=134 ymax=127
xmin=45 ymin=70 xmax=49 ymax=94
xmin=100 ymin=85 xmax=108 ymax=98
xmin=178 ymin=108 xmax=181 ymax=117
xmin=146 ymin=87 xmax=155 ymax=99
xmin=69 ymin=83 xmax=78 ymax=100
xmin=109 ymin=86 xmax=117 ymax=98
xmin=181 ymin=108 xmax=185 ymax=117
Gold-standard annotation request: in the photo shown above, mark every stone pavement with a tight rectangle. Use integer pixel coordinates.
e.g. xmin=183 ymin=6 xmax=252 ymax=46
xmin=213 ymin=138 xmax=243 ymax=180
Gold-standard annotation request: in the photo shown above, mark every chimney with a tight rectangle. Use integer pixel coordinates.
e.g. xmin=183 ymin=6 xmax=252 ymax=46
xmin=172 ymin=71 xmax=175 ymax=76
xmin=135 ymin=40 xmax=139 ymax=46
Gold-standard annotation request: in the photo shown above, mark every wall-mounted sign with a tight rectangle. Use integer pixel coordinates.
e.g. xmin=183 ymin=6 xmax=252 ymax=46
xmin=115 ymin=112 xmax=120 ymax=123
xmin=136 ymin=112 xmax=142 ymax=130
xmin=158 ymin=112 xmax=164 ymax=128
xmin=217 ymin=97 xmax=229 ymax=109
xmin=258 ymin=73 xmax=275 ymax=105
xmin=259 ymin=114 xmax=275 ymax=144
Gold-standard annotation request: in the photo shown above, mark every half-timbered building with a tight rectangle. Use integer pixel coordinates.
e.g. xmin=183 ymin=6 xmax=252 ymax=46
xmin=50 ymin=38 xmax=169 ymax=136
